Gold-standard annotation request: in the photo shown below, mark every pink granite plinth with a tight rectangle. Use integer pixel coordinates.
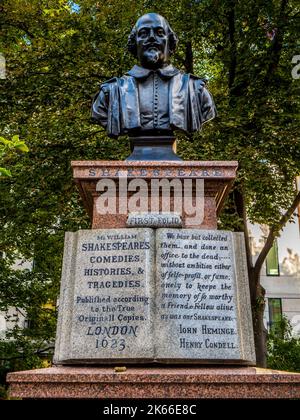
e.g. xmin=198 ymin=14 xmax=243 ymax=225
xmin=71 ymin=161 xmax=238 ymax=229
xmin=7 ymin=366 xmax=300 ymax=399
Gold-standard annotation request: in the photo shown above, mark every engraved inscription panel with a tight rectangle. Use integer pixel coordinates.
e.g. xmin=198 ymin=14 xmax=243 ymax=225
xmin=55 ymin=228 xmax=255 ymax=364
xmin=155 ymin=229 xmax=242 ymax=360
xmin=56 ymin=229 xmax=155 ymax=362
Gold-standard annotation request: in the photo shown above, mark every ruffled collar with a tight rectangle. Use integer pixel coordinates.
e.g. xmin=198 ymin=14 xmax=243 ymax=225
xmin=127 ymin=64 xmax=180 ymax=79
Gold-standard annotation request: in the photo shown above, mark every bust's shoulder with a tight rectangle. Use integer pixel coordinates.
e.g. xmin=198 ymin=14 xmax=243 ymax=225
xmin=100 ymin=75 xmax=134 ymax=90
xmin=189 ymin=74 xmax=207 ymax=84
xmin=99 ymin=77 xmax=119 ymax=91
xmin=176 ymin=71 xmax=207 ymax=84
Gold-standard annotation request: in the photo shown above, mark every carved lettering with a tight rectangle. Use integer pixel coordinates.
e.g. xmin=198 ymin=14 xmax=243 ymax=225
xmin=156 ymin=229 xmax=239 ymax=357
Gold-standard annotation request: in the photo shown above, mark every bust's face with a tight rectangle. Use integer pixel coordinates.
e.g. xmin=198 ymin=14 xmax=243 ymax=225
xmin=135 ymin=13 xmax=169 ymax=70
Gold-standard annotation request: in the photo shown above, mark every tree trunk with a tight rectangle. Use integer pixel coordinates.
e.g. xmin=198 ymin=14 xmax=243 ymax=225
xmin=227 ymin=1 xmax=236 ymax=90
xmin=233 ymin=188 xmax=268 ymax=366
xmin=249 ymin=269 xmax=268 ymax=367
xmin=227 ymin=0 xmax=292 ymax=368
xmin=184 ymin=41 xmax=194 ymax=74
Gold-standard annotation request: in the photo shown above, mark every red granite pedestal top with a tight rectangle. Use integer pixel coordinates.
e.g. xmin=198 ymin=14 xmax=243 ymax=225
xmin=7 ymin=366 xmax=300 ymax=399
xmin=71 ymin=161 xmax=238 ymax=230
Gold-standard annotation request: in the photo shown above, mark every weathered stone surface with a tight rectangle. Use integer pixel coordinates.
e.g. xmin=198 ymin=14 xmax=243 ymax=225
xmin=155 ymin=229 xmax=256 ymax=364
xmin=54 ymin=228 xmax=155 ymax=363
xmin=127 ymin=212 xmax=182 ymax=228
xmin=55 ymin=228 xmax=255 ymax=365
xmin=8 ymin=366 xmax=300 ymax=399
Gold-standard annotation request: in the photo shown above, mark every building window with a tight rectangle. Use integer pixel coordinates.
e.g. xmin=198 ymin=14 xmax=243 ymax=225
xmin=24 ymin=319 xmax=34 ymax=329
xmin=268 ymin=298 xmax=282 ymax=334
xmin=266 ymin=239 xmax=280 ymax=276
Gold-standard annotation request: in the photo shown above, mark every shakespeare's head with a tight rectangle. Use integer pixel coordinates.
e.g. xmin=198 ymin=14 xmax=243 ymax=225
xmin=127 ymin=13 xmax=178 ymax=69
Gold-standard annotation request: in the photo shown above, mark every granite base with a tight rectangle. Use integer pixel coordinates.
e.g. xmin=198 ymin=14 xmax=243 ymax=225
xmin=7 ymin=366 xmax=300 ymax=399
xmin=71 ymin=161 xmax=238 ymax=230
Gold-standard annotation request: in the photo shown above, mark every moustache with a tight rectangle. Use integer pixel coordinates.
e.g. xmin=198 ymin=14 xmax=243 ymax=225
xmin=143 ymin=43 xmax=162 ymax=50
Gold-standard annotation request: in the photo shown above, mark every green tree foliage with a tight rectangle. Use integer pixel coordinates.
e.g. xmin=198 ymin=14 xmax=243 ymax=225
xmin=267 ymin=317 xmax=300 ymax=372
xmin=0 ymin=0 xmax=299 ymax=378
xmin=0 ymin=135 xmax=28 ymax=176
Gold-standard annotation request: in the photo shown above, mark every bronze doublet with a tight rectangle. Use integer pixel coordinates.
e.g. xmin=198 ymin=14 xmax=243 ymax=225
xmin=92 ymin=64 xmax=217 ymax=138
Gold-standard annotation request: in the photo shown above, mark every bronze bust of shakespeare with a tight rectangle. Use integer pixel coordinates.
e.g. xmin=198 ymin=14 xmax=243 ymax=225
xmin=92 ymin=13 xmax=216 ymax=160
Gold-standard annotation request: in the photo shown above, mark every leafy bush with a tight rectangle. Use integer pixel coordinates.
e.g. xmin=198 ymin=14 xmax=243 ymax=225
xmin=267 ymin=317 xmax=300 ymax=372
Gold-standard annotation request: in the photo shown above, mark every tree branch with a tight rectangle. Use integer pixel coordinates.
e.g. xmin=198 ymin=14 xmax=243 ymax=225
xmin=36 ymin=345 xmax=54 ymax=355
xmin=2 ymin=21 xmax=35 ymax=39
xmin=227 ymin=0 xmax=237 ymax=89
xmin=0 ymin=345 xmax=54 ymax=361
xmin=85 ymin=129 xmax=106 ymax=138
xmin=184 ymin=41 xmax=194 ymax=74
xmin=263 ymin=0 xmax=288 ymax=86
xmin=241 ymin=192 xmax=254 ymax=270
xmin=0 ymin=355 xmax=25 ymax=361
xmin=288 ymin=10 xmax=300 ymax=19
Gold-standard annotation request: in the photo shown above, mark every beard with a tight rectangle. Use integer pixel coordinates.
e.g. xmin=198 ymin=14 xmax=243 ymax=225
xmin=141 ymin=46 xmax=166 ymax=68
xmin=144 ymin=48 xmax=161 ymax=65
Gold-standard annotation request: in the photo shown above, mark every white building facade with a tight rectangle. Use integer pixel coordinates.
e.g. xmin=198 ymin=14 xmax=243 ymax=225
xmin=249 ymin=215 xmax=300 ymax=336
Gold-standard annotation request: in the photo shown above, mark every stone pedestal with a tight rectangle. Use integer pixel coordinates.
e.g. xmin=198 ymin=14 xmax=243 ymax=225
xmin=8 ymin=159 xmax=300 ymax=399
xmin=7 ymin=366 xmax=300 ymax=399
xmin=71 ymin=161 xmax=238 ymax=230
xmin=53 ymin=228 xmax=255 ymax=365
